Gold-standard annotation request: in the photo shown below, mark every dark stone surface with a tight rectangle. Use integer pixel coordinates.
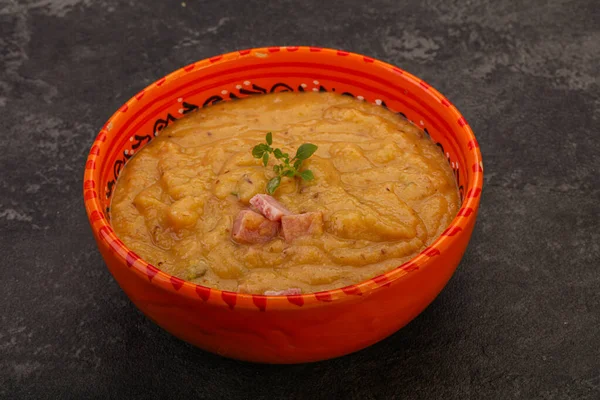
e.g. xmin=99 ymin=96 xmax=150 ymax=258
xmin=1 ymin=0 xmax=598 ymax=398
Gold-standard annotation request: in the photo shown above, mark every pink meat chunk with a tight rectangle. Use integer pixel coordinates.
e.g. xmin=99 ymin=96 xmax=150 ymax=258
xmin=264 ymin=288 xmax=302 ymax=296
xmin=281 ymin=211 xmax=324 ymax=242
xmin=231 ymin=210 xmax=279 ymax=244
xmin=249 ymin=194 xmax=291 ymax=221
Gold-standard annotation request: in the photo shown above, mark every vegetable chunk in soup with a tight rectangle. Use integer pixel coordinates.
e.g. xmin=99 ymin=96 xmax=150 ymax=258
xmin=110 ymin=92 xmax=459 ymax=294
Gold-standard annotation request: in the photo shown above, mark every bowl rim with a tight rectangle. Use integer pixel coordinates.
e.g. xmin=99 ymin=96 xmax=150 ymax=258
xmin=83 ymin=46 xmax=483 ymax=310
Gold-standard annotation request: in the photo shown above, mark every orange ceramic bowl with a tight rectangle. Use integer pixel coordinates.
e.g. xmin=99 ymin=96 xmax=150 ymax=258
xmin=83 ymin=47 xmax=483 ymax=364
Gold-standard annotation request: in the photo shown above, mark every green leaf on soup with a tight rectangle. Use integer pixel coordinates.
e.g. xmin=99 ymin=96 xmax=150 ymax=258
xmin=266 ymin=176 xmax=281 ymax=195
xmin=251 ymin=133 xmax=318 ymax=195
xmin=299 ymin=169 xmax=314 ymax=181
xmin=252 ymin=143 xmax=268 ymax=159
xmin=294 ymin=143 xmax=318 ymax=161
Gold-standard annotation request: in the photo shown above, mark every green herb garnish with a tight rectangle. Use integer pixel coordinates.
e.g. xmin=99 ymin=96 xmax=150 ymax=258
xmin=251 ymin=132 xmax=318 ymax=195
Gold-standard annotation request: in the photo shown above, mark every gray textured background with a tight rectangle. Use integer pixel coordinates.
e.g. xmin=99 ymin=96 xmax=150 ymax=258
xmin=1 ymin=0 xmax=599 ymax=399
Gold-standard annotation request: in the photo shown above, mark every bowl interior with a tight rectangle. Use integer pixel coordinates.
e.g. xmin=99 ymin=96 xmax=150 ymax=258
xmin=84 ymin=47 xmax=482 ymax=307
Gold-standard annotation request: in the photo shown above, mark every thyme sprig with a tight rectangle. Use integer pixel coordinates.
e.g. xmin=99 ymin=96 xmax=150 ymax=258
xmin=252 ymin=132 xmax=318 ymax=195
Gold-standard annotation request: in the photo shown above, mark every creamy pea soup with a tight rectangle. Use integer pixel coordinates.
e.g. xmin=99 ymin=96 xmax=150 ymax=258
xmin=111 ymin=92 xmax=459 ymax=294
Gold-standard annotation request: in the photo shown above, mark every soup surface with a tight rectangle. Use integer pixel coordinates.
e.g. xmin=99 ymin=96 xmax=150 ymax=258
xmin=111 ymin=92 xmax=459 ymax=294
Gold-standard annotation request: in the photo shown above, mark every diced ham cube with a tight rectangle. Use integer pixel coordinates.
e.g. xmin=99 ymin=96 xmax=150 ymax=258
xmin=231 ymin=210 xmax=279 ymax=244
xmin=249 ymin=194 xmax=291 ymax=221
xmin=264 ymin=288 xmax=302 ymax=296
xmin=281 ymin=211 xmax=324 ymax=242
